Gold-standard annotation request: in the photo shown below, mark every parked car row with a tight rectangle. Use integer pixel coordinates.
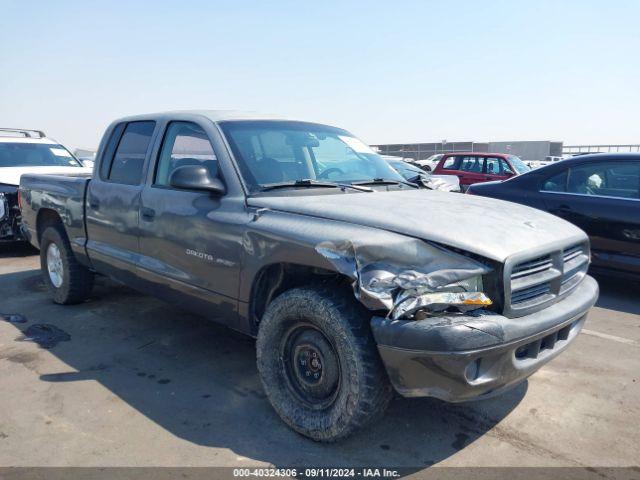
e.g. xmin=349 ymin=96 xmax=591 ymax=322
xmin=406 ymin=152 xmax=608 ymax=177
xmin=382 ymin=156 xmax=461 ymax=192
xmin=366 ymin=150 xmax=640 ymax=280
xmin=467 ymin=153 xmax=640 ymax=280
xmin=15 ymin=111 xmax=599 ymax=442
xmin=431 ymin=152 xmax=530 ymax=191
xmin=389 ymin=152 xmax=531 ymax=191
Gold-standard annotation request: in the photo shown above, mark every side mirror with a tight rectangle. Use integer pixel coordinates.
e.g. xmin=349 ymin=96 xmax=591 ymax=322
xmin=169 ymin=165 xmax=226 ymax=195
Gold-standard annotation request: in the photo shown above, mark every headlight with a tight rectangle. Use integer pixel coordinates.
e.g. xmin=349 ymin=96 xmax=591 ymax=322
xmin=391 ymin=275 xmax=492 ymax=319
xmin=437 ymin=275 xmax=484 ymax=293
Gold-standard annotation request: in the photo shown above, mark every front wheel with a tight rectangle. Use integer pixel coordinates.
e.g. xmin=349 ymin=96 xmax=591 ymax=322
xmin=40 ymin=225 xmax=94 ymax=304
xmin=256 ymin=286 xmax=392 ymax=442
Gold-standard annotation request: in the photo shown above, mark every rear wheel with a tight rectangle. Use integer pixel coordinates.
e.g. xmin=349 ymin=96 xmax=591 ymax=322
xmin=39 ymin=225 xmax=94 ymax=304
xmin=256 ymin=286 xmax=392 ymax=442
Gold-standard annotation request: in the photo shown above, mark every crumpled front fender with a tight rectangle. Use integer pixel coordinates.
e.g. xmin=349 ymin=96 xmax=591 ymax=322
xmin=316 ymin=236 xmax=492 ymax=318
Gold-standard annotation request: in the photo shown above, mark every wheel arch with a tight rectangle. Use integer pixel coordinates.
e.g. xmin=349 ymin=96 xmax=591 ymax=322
xmin=248 ymin=262 xmax=353 ymax=331
xmin=36 ymin=208 xmax=65 ymax=244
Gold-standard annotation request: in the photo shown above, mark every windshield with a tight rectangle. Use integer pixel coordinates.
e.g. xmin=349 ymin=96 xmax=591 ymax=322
xmin=0 ymin=143 xmax=82 ymax=168
xmin=508 ymin=155 xmax=531 ymax=174
xmin=219 ymin=121 xmax=406 ymax=192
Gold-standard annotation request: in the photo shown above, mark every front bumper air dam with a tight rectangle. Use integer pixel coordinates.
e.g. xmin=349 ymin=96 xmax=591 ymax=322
xmin=371 ymin=275 xmax=599 ymax=401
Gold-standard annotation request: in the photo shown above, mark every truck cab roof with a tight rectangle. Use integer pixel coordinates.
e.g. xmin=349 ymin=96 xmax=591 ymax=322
xmin=111 ymin=110 xmax=297 ymax=125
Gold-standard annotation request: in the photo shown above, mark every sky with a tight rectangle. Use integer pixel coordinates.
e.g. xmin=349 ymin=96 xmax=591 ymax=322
xmin=1 ymin=0 xmax=639 ymax=150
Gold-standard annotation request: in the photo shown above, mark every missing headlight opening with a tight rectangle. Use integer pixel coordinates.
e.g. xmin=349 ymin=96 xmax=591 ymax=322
xmin=315 ymin=237 xmax=493 ymax=320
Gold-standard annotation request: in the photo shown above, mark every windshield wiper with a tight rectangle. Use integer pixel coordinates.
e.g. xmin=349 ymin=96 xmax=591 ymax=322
xmin=261 ymin=179 xmax=372 ymax=192
xmin=352 ymin=178 xmax=418 ymax=188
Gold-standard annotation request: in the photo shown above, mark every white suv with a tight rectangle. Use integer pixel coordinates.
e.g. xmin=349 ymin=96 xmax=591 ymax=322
xmin=413 ymin=153 xmax=443 ymax=171
xmin=0 ymin=128 xmax=91 ymax=242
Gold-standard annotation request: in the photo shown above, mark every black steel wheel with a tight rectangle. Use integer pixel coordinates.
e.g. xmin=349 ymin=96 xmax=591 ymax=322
xmin=256 ymin=285 xmax=393 ymax=442
xmin=281 ymin=324 xmax=341 ymax=410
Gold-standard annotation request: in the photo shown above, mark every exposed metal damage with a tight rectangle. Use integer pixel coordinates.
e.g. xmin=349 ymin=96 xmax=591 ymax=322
xmin=315 ymin=237 xmax=493 ymax=320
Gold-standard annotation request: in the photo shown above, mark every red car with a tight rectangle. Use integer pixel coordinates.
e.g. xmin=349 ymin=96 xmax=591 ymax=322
xmin=432 ymin=152 xmax=530 ymax=190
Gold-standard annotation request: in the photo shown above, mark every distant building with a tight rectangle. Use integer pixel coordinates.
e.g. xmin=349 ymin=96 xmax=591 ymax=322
xmin=563 ymin=144 xmax=640 ymax=154
xmin=372 ymin=140 xmax=563 ymax=161
xmin=487 ymin=141 xmax=563 ymax=161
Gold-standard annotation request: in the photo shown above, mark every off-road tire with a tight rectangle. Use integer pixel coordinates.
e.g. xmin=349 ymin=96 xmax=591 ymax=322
xmin=256 ymin=285 xmax=393 ymax=442
xmin=40 ymin=225 xmax=94 ymax=304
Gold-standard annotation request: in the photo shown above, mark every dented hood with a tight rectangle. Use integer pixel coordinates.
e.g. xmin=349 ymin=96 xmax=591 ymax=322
xmin=249 ymin=189 xmax=586 ymax=262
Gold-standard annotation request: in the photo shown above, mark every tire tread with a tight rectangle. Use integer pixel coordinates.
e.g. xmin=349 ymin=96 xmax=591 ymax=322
xmin=256 ymin=283 xmax=392 ymax=442
xmin=40 ymin=224 xmax=94 ymax=304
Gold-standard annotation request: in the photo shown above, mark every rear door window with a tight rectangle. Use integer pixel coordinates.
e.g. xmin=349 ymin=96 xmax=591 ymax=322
xmin=567 ymin=162 xmax=639 ymax=199
xmin=108 ymin=121 xmax=156 ymax=185
xmin=459 ymin=156 xmax=483 ymax=173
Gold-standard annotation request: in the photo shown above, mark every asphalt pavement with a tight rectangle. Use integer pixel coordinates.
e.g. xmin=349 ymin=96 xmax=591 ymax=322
xmin=0 ymin=244 xmax=638 ymax=473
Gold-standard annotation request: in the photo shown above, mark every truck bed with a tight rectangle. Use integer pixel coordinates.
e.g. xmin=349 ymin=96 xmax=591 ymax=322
xmin=19 ymin=173 xmax=92 ymax=254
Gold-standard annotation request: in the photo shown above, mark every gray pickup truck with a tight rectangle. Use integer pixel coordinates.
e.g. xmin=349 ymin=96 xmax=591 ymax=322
xmin=20 ymin=111 xmax=599 ymax=442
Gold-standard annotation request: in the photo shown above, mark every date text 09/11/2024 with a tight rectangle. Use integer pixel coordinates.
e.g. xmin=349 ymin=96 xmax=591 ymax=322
xmin=232 ymin=468 xmax=400 ymax=478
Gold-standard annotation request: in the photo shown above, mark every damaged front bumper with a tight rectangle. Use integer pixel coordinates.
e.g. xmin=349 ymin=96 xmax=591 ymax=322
xmin=371 ymin=275 xmax=598 ymax=402
xmin=0 ymin=190 xmax=24 ymax=243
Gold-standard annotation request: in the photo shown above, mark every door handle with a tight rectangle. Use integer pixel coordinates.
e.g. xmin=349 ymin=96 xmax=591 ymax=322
xmin=89 ymin=199 xmax=100 ymax=210
xmin=141 ymin=207 xmax=156 ymax=220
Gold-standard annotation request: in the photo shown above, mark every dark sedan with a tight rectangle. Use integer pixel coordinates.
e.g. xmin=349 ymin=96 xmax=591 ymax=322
xmin=467 ymin=153 xmax=640 ymax=279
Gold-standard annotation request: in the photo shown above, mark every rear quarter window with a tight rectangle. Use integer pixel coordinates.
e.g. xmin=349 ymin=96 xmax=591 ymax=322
xmin=440 ymin=156 xmax=459 ymax=170
xmin=99 ymin=123 xmax=126 ymax=179
xmin=542 ymin=171 xmax=568 ymax=192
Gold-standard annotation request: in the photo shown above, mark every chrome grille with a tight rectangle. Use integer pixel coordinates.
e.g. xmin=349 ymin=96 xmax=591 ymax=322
xmin=511 ymin=254 xmax=553 ymax=278
xmin=510 ymin=282 xmax=552 ymax=306
xmin=504 ymin=242 xmax=589 ymax=317
xmin=563 ymin=244 xmax=583 ymax=262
